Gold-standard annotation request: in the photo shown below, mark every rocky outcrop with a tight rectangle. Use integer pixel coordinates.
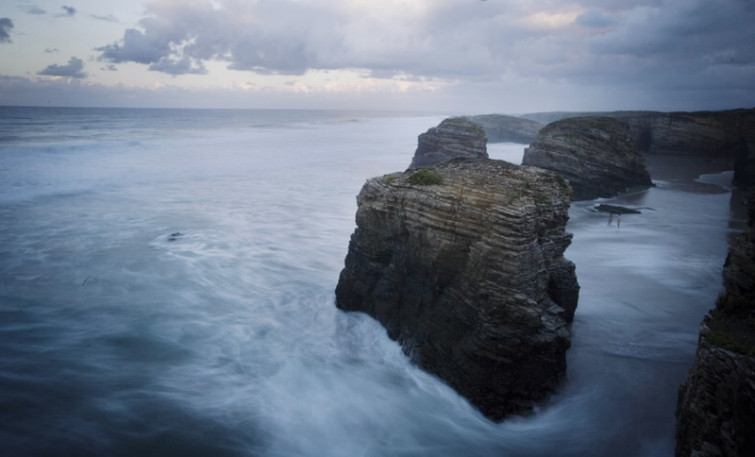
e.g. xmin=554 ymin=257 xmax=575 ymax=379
xmin=408 ymin=117 xmax=488 ymax=170
xmin=522 ymin=109 xmax=755 ymax=160
xmin=522 ymin=116 xmax=652 ymax=200
xmin=463 ymin=114 xmax=543 ymax=144
xmin=676 ymin=194 xmax=755 ymax=457
xmin=335 ymin=158 xmax=579 ymax=421
xmin=623 ymin=111 xmax=752 ymax=157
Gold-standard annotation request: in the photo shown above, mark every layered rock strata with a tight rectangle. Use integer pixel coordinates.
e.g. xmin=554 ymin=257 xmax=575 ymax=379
xmin=408 ymin=117 xmax=488 ymax=170
xmin=676 ymin=194 xmax=755 ymax=457
xmin=522 ymin=116 xmax=652 ymax=200
xmin=463 ymin=114 xmax=543 ymax=144
xmin=336 ymin=158 xmax=579 ymax=421
xmin=522 ymin=109 xmax=755 ymax=159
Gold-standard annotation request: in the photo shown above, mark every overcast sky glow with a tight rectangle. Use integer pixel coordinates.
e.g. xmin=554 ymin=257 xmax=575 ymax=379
xmin=1 ymin=0 xmax=754 ymax=113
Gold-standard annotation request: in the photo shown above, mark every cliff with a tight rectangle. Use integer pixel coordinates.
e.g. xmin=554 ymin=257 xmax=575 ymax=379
xmin=408 ymin=117 xmax=488 ymax=170
xmin=463 ymin=114 xmax=543 ymax=144
xmin=676 ymin=194 xmax=755 ymax=457
xmin=522 ymin=109 xmax=755 ymax=159
xmin=733 ymin=116 xmax=755 ymax=188
xmin=335 ymin=158 xmax=579 ymax=421
xmin=522 ymin=116 xmax=652 ymax=200
xmin=623 ymin=110 xmax=755 ymax=157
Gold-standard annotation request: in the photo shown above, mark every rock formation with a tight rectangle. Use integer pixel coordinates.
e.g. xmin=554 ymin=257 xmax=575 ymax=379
xmin=734 ymin=138 xmax=755 ymax=188
xmin=335 ymin=158 xmax=579 ymax=421
xmin=622 ymin=111 xmax=751 ymax=157
xmin=522 ymin=116 xmax=653 ymax=200
xmin=733 ymin=113 xmax=755 ymax=188
xmin=463 ymin=114 xmax=543 ymax=144
xmin=675 ymin=194 xmax=755 ymax=457
xmin=408 ymin=117 xmax=488 ymax=170
xmin=521 ymin=108 xmax=755 ymax=159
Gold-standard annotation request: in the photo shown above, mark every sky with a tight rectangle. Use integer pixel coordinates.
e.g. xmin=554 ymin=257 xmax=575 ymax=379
xmin=0 ymin=0 xmax=754 ymax=113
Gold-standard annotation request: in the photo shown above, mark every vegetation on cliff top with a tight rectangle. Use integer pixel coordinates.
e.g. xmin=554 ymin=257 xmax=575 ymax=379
xmin=409 ymin=169 xmax=443 ymax=185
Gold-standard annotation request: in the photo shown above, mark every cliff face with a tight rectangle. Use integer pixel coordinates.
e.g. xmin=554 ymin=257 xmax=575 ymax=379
xmin=733 ymin=114 xmax=755 ymax=188
xmin=521 ymin=109 xmax=755 ymax=161
xmin=624 ymin=111 xmax=749 ymax=156
xmin=408 ymin=117 xmax=488 ymax=170
xmin=463 ymin=114 xmax=543 ymax=144
xmin=676 ymin=195 xmax=755 ymax=457
xmin=335 ymin=158 xmax=579 ymax=421
xmin=522 ymin=116 xmax=652 ymax=201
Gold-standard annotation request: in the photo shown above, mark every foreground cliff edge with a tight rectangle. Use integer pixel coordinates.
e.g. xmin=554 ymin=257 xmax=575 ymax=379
xmin=674 ymin=112 xmax=755 ymax=457
xmin=335 ymin=158 xmax=579 ymax=421
xmin=675 ymin=193 xmax=755 ymax=457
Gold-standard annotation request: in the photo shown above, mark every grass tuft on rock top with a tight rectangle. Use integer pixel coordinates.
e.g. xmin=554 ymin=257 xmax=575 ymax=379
xmin=409 ymin=169 xmax=443 ymax=185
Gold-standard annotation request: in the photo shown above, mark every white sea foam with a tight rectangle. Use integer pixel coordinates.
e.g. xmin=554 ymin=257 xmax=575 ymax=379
xmin=0 ymin=107 xmax=733 ymax=456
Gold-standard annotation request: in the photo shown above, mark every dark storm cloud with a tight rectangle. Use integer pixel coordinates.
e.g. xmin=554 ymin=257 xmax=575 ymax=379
xmin=0 ymin=17 xmax=12 ymax=43
xmin=97 ymin=1 xmax=329 ymax=76
xmin=95 ymin=1 xmax=515 ymax=77
xmin=38 ymin=56 xmax=87 ymax=78
xmin=584 ymin=0 xmax=755 ymax=90
xmin=94 ymin=0 xmax=755 ymax=104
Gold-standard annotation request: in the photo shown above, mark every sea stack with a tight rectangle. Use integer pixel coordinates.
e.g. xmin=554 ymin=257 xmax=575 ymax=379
xmin=408 ymin=117 xmax=488 ymax=170
xmin=522 ymin=116 xmax=652 ymax=200
xmin=335 ymin=158 xmax=579 ymax=421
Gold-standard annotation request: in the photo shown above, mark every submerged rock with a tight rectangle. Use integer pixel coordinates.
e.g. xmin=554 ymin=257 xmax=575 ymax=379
xmin=336 ymin=158 xmax=579 ymax=421
xmin=408 ymin=117 xmax=488 ymax=170
xmin=676 ymin=194 xmax=755 ymax=457
xmin=595 ymin=204 xmax=642 ymax=214
xmin=522 ymin=116 xmax=652 ymax=200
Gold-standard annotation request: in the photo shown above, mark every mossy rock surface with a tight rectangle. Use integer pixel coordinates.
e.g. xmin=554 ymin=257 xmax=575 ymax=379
xmin=409 ymin=169 xmax=443 ymax=185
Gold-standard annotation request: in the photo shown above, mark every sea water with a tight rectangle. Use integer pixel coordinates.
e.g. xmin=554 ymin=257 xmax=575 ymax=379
xmin=0 ymin=107 xmax=739 ymax=456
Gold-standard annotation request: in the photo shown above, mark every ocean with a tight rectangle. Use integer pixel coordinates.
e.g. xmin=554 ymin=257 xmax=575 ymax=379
xmin=0 ymin=106 xmax=740 ymax=456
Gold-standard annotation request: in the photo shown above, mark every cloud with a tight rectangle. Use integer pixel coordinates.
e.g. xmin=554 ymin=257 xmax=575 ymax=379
xmin=91 ymin=14 xmax=119 ymax=23
xmin=91 ymin=0 xmax=754 ymax=108
xmin=24 ymin=6 xmax=46 ymax=15
xmin=45 ymin=48 xmax=60 ymax=54
xmin=0 ymin=17 xmax=13 ymax=43
xmin=95 ymin=1 xmax=522 ymax=78
xmin=37 ymin=57 xmax=87 ymax=78
xmin=60 ymin=6 xmax=76 ymax=17
xmin=574 ymin=9 xmax=617 ymax=28
xmin=584 ymin=0 xmax=755 ymax=86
